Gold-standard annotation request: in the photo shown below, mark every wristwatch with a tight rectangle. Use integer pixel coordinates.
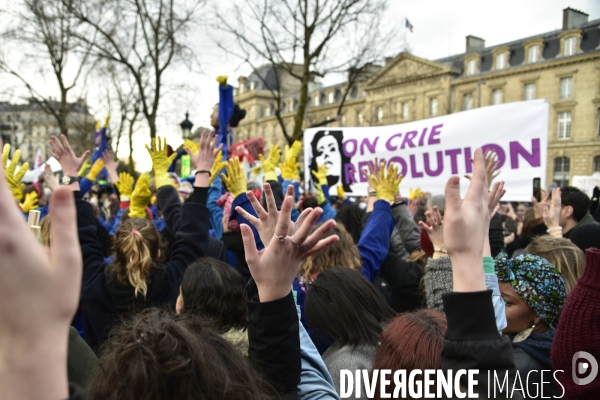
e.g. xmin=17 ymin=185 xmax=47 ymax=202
xmin=61 ymin=175 xmax=80 ymax=185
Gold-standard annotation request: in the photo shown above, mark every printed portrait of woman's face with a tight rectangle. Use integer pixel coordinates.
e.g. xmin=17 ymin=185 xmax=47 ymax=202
xmin=315 ymin=135 xmax=342 ymax=185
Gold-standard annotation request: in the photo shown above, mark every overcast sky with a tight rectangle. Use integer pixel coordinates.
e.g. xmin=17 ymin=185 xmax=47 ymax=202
xmin=1 ymin=0 xmax=599 ymax=170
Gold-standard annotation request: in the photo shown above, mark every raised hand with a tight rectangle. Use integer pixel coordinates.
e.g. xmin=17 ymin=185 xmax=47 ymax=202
xmin=20 ymin=191 xmax=39 ymax=213
xmin=543 ymin=187 xmax=562 ymax=237
xmin=146 ymin=136 xmax=177 ymax=189
xmin=259 ymin=144 xmax=281 ymax=181
xmin=419 ymin=206 xmax=445 ymax=256
xmin=465 ymin=149 xmax=501 ymax=189
xmin=0 ymin=140 xmax=82 ymax=400
xmin=42 ymin=165 xmax=60 ymax=191
xmin=209 ymin=150 xmax=228 ymax=186
xmin=369 ymin=161 xmax=403 ymax=203
xmin=47 ymin=135 xmax=90 ymax=177
xmin=235 ymin=183 xmax=313 ymax=247
xmin=240 ymin=192 xmax=339 ymax=302
xmin=336 ymin=184 xmax=346 ymax=200
xmin=102 ymin=149 xmax=120 ymax=183
xmin=532 ymin=188 xmax=549 ymax=219
xmin=85 ymin=158 xmax=105 ymax=182
xmin=115 ymin=172 xmax=134 ymax=199
xmin=129 ymin=175 xmax=152 ymax=218
xmin=444 ymin=148 xmax=488 ymax=292
xmin=488 ymin=181 xmax=506 ymax=219
xmin=2 ymin=144 xmax=29 ymax=200
xmin=183 ymin=138 xmax=199 ymax=156
xmin=279 ymin=141 xmax=302 ymax=181
xmin=311 ymin=164 xmax=329 ymax=186
xmin=221 ymin=157 xmax=247 ymax=198
xmin=185 ymin=130 xmax=221 ymax=171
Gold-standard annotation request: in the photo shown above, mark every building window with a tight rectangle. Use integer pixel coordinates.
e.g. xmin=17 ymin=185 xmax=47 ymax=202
xmin=492 ymin=89 xmax=503 ymax=105
xmin=376 ymin=107 xmax=384 ymax=123
xmin=524 ymin=83 xmax=536 ymax=101
xmin=466 ymin=59 xmax=476 ymax=76
xmin=597 ymin=109 xmax=600 ymax=137
xmin=356 ymin=111 xmax=363 ymax=126
xmin=314 ymin=95 xmax=320 ymax=107
xmin=496 ymin=53 xmax=506 ymax=70
xmin=250 ymin=81 xmax=255 ymax=91
xmin=265 ymin=105 xmax=271 ymax=117
xmin=401 ymin=103 xmax=409 ymax=119
xmin=463 ymin=93 xmax=473 ymax=110
xmin=528 ymin=46 xmax=540 ymax=63
xmin=557 ymin=111 xmax=572 ymax=139
xmin=564 ymin=37 xmax=577 ymax=57
xmin=594 ymin=156 xmax=600 ymax=173
xmin=559 ymin=77 xmax=573 ymax=99
xmin=554 ymin=157 xmax=570 ymax=186
xmin=430 ymin=98 xmax=438 ymax=116
xmin=341 ymin=115 xmax=346 ymax=127
xmin=328 ymin=92 xmax=334 ymax=104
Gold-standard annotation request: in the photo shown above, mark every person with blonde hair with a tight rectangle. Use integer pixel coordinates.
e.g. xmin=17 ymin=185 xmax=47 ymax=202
xmin=49 ymin=132 xmax=218 ymax=352
xmin=525 ymin=235 xmax=585 ymax=295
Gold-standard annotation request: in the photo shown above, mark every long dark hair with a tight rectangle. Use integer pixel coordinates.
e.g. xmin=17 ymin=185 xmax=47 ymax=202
xmin=305 ymin=267 xmax=396 ymax=346
xmin=86 ymin=308 xmax=271 ymax=400
xmin=179 ymin=257 xmax=247 ymax=333
xmin=309 ymin=130 xmax=352 ymax=192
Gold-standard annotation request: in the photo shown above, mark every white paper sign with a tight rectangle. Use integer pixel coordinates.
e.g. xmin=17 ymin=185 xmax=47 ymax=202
xmin=303 ymin=99 xmax=549 ymax=201
xmin=572 ymin=175 xmax=600 ymax=198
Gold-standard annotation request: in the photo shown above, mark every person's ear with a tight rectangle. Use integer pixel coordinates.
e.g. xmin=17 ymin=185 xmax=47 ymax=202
xmin=563 ymin=205 xmax=574 ymax=219
xmin=157 ymin=249 xmax=161 ymax=260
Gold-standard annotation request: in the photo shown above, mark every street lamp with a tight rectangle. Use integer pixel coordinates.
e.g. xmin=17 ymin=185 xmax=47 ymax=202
xmin=180 ymin=111 xmax=193 ymax=139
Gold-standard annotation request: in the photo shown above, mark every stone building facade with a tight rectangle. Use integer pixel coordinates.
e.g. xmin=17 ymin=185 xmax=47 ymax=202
xmin=233 ymin=7 xmax=600 ymax=186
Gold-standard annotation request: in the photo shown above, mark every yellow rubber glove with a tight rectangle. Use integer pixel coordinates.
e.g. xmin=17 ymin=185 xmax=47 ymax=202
xmin=408 ymin=187 xmax=425 ymax=201
xmin=20 ymin=191 xmax=39 ymax=213
xmin=115 ymin=172 xmax=134 ymax=200
xmin=315 ymin=185 xmax=326 ymax=204
xmin=210 ymin=150 xmax=228 ymax=186
xmin=369 ymin=162 xmax=403 ymax=203
xmin=3 ymin=145 xmax=29 ymax=201
xmin=311 ymin=164 xmax=329 ymax=186
xmin=85 ymin=158 xmax=105 ymax=182
xmin=221 ymin=157 xmax=247 ymax=198
xmin=336 ymin=184 xmax=346 ymax=199
xmin=129 ymin=175 xmax=152 ymax=219
xmin=216 ymin=76 xmax=228 ymax=86
xmin=146 ymin=136 xmax=177 ymax=189
xmin=278 ymin=141 xmax=302 ymax=180
xmin=258 ymin=144 xmax=281 ymax=182
xmin=183 ymin=139 xmax=199 ymax=156
xmin=104 ymin=114 xmax=110 ymax=128
xmin=78 ymin=158 xmax=92 ymax=177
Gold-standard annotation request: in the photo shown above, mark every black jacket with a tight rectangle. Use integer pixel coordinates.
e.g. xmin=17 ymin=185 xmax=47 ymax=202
xmin=379 ymin=251 xmax=423 ymax=312
xmin=78 ymin=188 xmax=210 ymax=352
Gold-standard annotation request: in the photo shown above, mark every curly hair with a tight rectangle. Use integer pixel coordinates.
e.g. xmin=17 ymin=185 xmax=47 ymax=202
xmin=86 ymin=309 xmax=271 ymax=400
xmin=300 ymin=224 xmax=361 ymax=281
xmin=179 ymin=257 xmax=247 ymax=333
xmin=334 ymin=204 xmax=365 ymax=244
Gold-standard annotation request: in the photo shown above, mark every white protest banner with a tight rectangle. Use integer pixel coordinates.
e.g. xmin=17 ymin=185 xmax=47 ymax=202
xmin=572 ymin=175 xmax=600 ymax=198
xmin=303 ymin=99 xmax=549 ymax=201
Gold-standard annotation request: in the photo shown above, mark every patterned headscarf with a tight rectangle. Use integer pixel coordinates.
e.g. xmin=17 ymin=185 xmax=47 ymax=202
xmin=495 ymin=253 xmax=566 ymax=326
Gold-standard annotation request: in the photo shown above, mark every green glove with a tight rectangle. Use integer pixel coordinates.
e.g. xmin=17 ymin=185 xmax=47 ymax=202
xmin=221 ymin=157 xmax=247 ymax=198
xmin=369 ymin=162 xmax=403 ymax=203
xmin=20 ymin=191 xmax=39 ymax=213
xmin=115 ymin=172 xmax=134 ymax=200
xmin=146 ymin=136 xmax=177 ymax=189
xmin=129 ymin=175 xmax=152 ymax=219
xmin=258 ymin=144 xmax=281 ymax=182
xmin=311 ymin=164 xmax=329 ymax=186
xmin=3 ymin=144 xmax=29 ymax=201
xmin=85 ymin=158 xmax=105 ymax=182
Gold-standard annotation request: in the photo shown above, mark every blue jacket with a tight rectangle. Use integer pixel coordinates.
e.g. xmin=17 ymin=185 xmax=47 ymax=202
xmin=359 ymin=200 xmax=396 ymax=282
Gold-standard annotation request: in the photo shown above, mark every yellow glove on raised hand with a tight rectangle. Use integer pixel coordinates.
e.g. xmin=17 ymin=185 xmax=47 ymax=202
xmin=3 ymin=145 xmax=30 ymax=201
xmin=336 ymin=184 xmax=346 ymax=199
xmin=78 ymin=158 xmax=92 ymax=177
xmin=408 ymin=187 xmax=425 ymax=201
xmin=210 ymin=150 xmax=228 ymax=186
xmin=146 ymin=136 xmax=177 ymax=189
xmin=311 ymin=164 xmax=329 ymax=186
xmin=216 ymin=76 xmax=228 ymax=86
xmin=315 ymin=184 xmax=326 ymax=205
xmin=20 ymin=191 xmax=39 ymax=213
xmin=258 ymin=144 xmax=281 ymax=182
xmin=129 ymin=175 xmax=152 ymax=219
xmin=85 ymin=158 xmax=105 ymax=182
xmin=221 ymin=157 xmax=247 ymax=198
xmin=183 ymin=139 xmax=199 ymax=156
xmin=278 ymin=141 xmax=302 ymax=181
xmin=115 ymin=172 xmax=134 ymax=200
xmin=369 ymin=162 xmax=403 ymax=203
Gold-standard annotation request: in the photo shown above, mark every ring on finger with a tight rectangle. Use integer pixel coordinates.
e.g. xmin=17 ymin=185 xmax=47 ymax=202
xmin=300 ymin=243 xmax=308 ymax=252
xmin=274 ymin=233 xmax=286 ymax=243
xmin=290 ymin=236 xmax=300 ymax=248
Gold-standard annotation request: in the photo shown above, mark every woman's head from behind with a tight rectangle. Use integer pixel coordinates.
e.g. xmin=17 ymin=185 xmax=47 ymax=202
xmin=525 ymin=235 xmax=585 ymax=295
xmin=110 ymin=218 xmax=162 ymax=297
xmin=300 ymin=224 xmax=361 ymax=281
xmin=496 ymin=253 xmax=565 ymax=335
xmin=86 ymin=308 xmax=267 ymax=400
xmin=305 ymin=267 xmax=395 ymax=346
xmin=176 ymin=257 xmax=247 ymax=333
xmin=373 ymin=309 xmax=447 ymax=399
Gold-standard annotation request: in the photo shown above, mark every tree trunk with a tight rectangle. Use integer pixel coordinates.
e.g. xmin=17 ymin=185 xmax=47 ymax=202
xmin=290 ymin=63 xmax=311 ymax=145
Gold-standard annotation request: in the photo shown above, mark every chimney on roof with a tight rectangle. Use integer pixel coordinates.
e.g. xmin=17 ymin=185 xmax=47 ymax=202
xmin=563 ymin=7 xmax=588 ymax=30
xmin=466 ymin=35 xmax=485 ymax=53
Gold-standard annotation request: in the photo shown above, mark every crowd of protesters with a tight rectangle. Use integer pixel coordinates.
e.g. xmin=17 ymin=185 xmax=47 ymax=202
xmin=0 ymin=100 xmax=599 ymax=400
